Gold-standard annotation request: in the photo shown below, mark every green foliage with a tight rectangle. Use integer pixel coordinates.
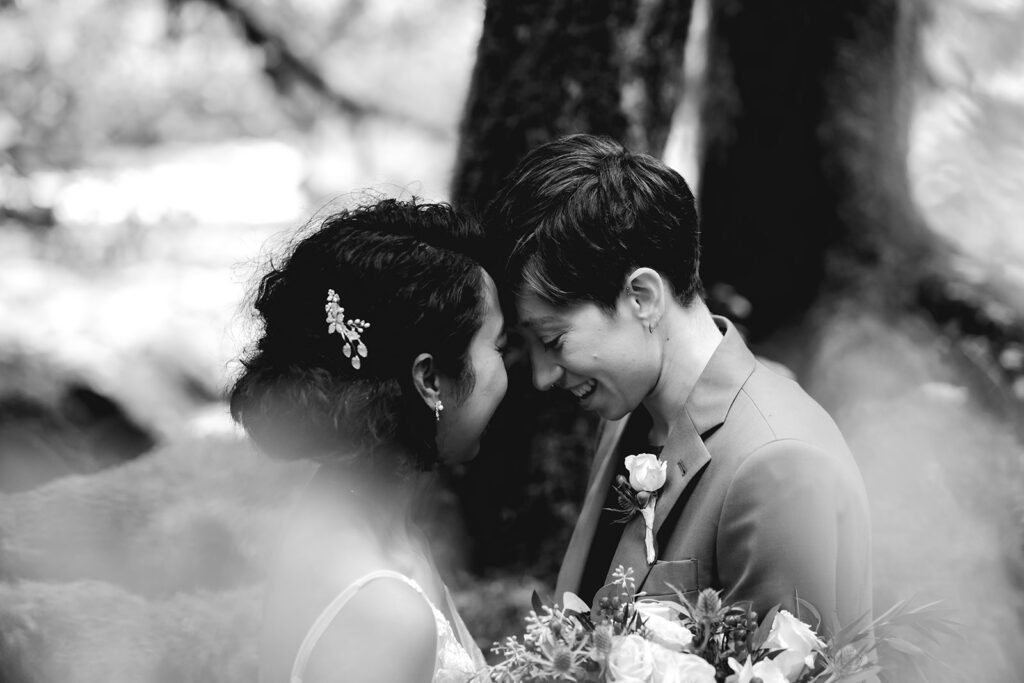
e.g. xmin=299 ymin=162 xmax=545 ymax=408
xmin=0 ymin=0 xmax=291 ymax=169
xmin=0 ymin=0 xmax=478 ymax=174
xmin=911 ymin=0 xmax=1024 ymax=291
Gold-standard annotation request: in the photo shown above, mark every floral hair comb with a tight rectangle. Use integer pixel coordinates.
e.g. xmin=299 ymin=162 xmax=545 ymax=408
xmin=324 ymin=289 xmax=371 ymax=369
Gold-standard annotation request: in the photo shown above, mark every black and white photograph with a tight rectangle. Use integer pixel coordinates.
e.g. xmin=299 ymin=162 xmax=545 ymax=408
xmin=1 ymin=0 xmax=1022 ymax=681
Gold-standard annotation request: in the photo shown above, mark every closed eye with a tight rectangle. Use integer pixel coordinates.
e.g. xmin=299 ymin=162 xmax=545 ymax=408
xmin=542 ymin=334 xmax=564 ymax=352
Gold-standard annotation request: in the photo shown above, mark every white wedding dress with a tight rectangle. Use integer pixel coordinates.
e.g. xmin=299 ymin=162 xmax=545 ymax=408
xmin=289 ymin=569 xmax=486 ymax=683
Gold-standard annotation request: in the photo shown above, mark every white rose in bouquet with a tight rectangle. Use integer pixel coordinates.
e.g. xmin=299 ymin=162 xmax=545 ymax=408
xmin=762 ymin=610 xmax=825 ymax=681
xmin=624 ymin=453 xmax=667 ymax=492
xmin=608 ymin=634 xmax=656 ymax=683
xmin=651 ymin=645 xmax=716 ymax=683
xmin=636 ymin=600 xmax=694 ymax=651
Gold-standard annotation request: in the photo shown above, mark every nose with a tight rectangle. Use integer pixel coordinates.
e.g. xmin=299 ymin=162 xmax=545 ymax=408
xmin=529 ymin=345 xmax=564 ymax=391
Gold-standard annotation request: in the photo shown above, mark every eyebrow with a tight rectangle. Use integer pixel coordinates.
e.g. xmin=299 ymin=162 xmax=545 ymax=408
xmin=521 ymin=315 xmax=559 ymax=329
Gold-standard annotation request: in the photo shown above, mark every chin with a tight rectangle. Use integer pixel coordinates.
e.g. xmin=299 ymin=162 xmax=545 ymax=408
xmin=595 ymin=404 xmax=632 ymax=421
xmin=440 ymin=443 xmax=479 ymax=466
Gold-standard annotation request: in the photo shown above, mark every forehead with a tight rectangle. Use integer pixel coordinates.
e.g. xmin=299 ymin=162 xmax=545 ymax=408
xmin=477 ymin=270 xmax=504 ymax=329
xmin=515 ymin=293 xmax=559 ymax=326
xmin=516 ymin=293 xmax=603 ymax=330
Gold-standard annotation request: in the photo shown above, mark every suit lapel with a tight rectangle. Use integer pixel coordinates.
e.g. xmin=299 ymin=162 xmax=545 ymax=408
xmin=652 ymin=413 xmax=712 ymax=535
xmin=598 ymin=410 xmax=711 ymax=594
xmin=555 ymin=417 xmax=629 ymax=597
xmin=562 ymin=317 xmax=757 ymax=603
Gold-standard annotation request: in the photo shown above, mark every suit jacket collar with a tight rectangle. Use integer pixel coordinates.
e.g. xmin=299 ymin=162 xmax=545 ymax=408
xmin=595 ymin=316 xmax=758 ymax=594
xmin=557 ymin=316 xmax=759 ymax=601
xmin=684 ymin=316 xmax=758 ymax=438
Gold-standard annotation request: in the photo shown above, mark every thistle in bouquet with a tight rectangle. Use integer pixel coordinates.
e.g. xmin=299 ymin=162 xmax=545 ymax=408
xmin=658 ymin=587 xmax=761 ymax=679
xmin=483 ymin=567 xmax=643 ymax=682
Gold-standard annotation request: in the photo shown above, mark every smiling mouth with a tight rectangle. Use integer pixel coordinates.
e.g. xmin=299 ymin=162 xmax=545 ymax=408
xmin=569 ymin=379 xmax=597 ymax=402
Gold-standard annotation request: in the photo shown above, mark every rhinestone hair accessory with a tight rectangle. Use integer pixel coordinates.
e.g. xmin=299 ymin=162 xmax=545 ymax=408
xmin=324 ymin=289 xmax=371 ymax=369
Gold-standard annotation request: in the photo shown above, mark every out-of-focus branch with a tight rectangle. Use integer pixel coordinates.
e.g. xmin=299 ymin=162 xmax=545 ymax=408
xmin=917 ymin=267 xmax=1024 ymax=403
xmin=172 ymin=0 xmax=448 ymax=137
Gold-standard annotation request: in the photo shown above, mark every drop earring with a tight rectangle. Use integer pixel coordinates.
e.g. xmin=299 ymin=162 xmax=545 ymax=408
xmin=434 ymin=400 xmax=444 ymax=422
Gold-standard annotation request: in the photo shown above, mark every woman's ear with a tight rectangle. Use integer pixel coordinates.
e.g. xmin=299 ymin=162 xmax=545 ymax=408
xmin=623 ymin=268 xmax=667 ymax=327
xmin=411 ymin=352 xmax=441 ymax=409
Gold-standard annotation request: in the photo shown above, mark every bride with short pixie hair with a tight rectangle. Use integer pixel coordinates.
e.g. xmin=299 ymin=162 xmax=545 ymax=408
xmin=230 ymin=198 xmax=507 ymax=683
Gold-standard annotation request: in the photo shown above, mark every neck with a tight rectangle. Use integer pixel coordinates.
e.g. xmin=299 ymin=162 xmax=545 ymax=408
xmin=313 ymin=453 xmax=433 ymax=538
xmin=642 ymin=299 xmax=723 ymax=442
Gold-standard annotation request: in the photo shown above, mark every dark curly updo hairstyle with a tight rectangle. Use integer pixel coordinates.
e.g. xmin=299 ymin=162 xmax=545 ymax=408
xmin=229 ymin=198 xmax=489 ymax=472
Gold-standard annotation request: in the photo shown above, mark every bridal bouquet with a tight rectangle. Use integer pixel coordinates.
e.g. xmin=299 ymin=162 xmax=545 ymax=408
xmin=481 ymin=567 xmax=953 ymax=683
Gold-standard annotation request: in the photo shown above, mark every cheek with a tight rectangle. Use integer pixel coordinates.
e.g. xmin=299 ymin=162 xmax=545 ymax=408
xmin=466 ymin=356 xmax=507 ymax=420
xmin=483 ymin=358 xmax=508 ymax=406
xmin=605 ymin=342 xmax=655 ymax=392
xmin=585 ymin=327 xmax=633 ymax=368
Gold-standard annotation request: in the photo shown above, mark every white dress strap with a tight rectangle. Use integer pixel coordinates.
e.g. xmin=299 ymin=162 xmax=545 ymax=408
xmin=289 ymin=569 xmax=434 ymax=683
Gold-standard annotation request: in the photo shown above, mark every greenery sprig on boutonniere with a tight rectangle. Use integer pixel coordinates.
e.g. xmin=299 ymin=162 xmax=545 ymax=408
xmin=606 ymin=453 xmax=667 ymax=565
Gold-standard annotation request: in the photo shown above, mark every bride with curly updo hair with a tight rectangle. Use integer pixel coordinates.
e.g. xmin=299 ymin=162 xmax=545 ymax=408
xmin=230 ymin=198 xmax=506 ymax=683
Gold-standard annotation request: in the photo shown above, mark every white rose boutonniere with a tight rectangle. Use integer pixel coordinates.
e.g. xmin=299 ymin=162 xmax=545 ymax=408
xmin=625 ymin=452 xmax=667 ymax=492
xmin=610 ymin=453 xmax=667 ymax=565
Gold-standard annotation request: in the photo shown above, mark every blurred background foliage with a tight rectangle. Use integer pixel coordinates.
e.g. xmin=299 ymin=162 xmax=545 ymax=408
xmin=1 ymin=0 xmax=1023 ymax=681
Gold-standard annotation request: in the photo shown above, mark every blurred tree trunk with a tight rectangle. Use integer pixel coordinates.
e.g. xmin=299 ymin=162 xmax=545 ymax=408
xmin=449 ymin=0 xmax=693 ymax=575
xmin=451 ymin=0 xmax=694 ymax=213
xmin=698 ymin=0 xmax=930 ymax=339
xmin=696 ymin=0 xmax=1024 ymax=414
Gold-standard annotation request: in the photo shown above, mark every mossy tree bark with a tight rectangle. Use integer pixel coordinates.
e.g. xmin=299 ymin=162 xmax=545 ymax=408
xmin=451 ymin=0 xmax=694 ymax=213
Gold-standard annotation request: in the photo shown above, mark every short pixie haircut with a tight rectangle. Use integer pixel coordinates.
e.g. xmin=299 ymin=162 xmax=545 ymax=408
xmin=486 ymin=134 xmax=702 ymax=312
xmin=230 ymin=199 xmax=487 ymax=470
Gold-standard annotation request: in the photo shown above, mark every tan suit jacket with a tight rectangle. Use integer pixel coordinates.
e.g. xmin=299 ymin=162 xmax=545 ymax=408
xmin=555 ymin=317 xmax=873 ymax=636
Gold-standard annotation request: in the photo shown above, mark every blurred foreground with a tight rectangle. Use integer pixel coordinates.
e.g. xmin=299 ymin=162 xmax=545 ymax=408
xmin=2 ymin=282 xmax=1022 ymax=680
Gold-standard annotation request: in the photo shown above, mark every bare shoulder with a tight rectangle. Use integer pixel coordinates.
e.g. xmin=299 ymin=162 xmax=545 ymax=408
xmin=302 ymin=576 xmax=438 ymax=683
